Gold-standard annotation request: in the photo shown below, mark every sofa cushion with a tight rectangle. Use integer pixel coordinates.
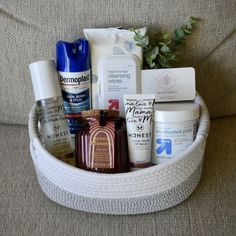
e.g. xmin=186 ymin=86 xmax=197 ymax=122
xmin=0 ymin=0 xmax=235 ymax=125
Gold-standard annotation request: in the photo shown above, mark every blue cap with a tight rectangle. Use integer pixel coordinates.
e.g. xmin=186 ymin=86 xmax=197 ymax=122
xmin=56 ymin=39 xmax=90 ymax=72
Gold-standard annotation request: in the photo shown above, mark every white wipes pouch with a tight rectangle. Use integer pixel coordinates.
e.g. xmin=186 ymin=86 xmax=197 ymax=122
xmin=84 ymin=27 xmax=146 ymax=110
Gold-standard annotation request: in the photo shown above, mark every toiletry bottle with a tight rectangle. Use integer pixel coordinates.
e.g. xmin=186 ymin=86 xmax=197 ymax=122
xmin=56 ymin=39 xmax=91 ymax=137
xmin=123 ymin=94 xmax=155 ymax=171
xmin=29 ymin=60 xmax=74 ymax=165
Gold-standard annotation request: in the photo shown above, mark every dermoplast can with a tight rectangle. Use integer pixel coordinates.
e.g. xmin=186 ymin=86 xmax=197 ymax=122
xmin=56 ymin=39 xmax=91 ymax=136
xmin=152 ymin=102 xmax=200 ymax=164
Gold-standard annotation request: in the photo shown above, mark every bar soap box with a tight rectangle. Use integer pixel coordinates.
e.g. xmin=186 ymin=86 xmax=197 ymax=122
xmin=141 ymin=67 xmax=196 ymax=102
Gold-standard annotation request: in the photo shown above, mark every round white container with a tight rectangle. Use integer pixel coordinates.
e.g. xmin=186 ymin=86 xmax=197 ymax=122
xmin=152 ymin=102 xmax=200 ymax=164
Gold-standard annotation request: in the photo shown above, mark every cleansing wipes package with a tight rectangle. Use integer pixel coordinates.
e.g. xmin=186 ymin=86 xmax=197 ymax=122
xmin=98 ymin=55 xmax=141 ymax=117
xmin=84 ymin=27 xmax=146 ymax=111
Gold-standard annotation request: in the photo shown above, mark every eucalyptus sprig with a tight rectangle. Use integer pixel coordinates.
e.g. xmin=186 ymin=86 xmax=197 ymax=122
xmin=131 ymin=17 xmax=200 ymax=69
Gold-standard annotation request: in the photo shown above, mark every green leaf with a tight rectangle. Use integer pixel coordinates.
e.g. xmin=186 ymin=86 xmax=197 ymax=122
xmin=134 ymin=34 xmax=141 ymax=42
xmin=150 ymin=62 xmax=156 ymax=68
xmin=146 ymin=58 xmax=152 ymax=65
xmin=132 ymin=16 xmax=200 ymax=69
xmin=136 ymin=43 xmax=145 ymax=48
xmin=186 ymin=22 xmax=192 ymax=30
xmin=162 ymin=33 xmax=170 ymax=43
xmin=165 ymin=53 xmax=176 ymax=61
xmin=151 ymin=47 xmax=159 ymax=58
xmin=175 ymin=28 xmax=185 ymax=38
xmin=159 ymin=54 xmax=167 ymax=64
xmin=160 ymin=45 xmax=171 ymax=53
xmin=164 ymin=64 xmax=172 ymax=68
xmin=146 ymin=55 xmax=155 ymax=68
xmin=135 ymin=35 xmax=149 ymax=47
xmin=145 ymin=51 xmax=153 ymax=62
xmin=169 ymin=55 xmax=177 ymax=61
xmin=144 ymin=46 xmax=159 ymax=61
xmin=159 ymin=41 xmax=172 ymax=46
xmin=142 ymin=36 xmax=149 ymax=46
xmin=184 ymin=29 xmax=192 ymax=35
xmin=189 ymin=17 xmax=200 ymax=26
xmin=190 ymin=17 xmax=200 ymax=22
xmin=144 ymin=48 xmax=152 ymax=57
xmin=172 ymin=36 xmax=184 ymax=45
xmin=159 ymin=57 xmax=171 ymax=68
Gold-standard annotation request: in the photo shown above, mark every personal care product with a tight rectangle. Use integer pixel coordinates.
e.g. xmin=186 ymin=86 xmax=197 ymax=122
xmin=56 ymin=39 xmax=91 ymax=136
xmin=29 ymin=60 xmax=74 ymax=165
xmin=98 ymin=55 xmax=141 ymax=117
xmin=75 ymin=110 xmax=129 ymax=173
xmin=123 ymin=94 xmax=155 ymax=170
xmin=141 ymin=67 xmax=196 ymax=102
xmin=84 ymin=27 xmax=146 ymax=109
xmin=152 ymin=102 xmax=199 ymax=164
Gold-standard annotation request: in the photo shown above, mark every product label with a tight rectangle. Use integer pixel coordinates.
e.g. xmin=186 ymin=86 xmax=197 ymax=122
xmin=124 ymin=95 xmax=155 ymax=168
xmin=152 ymin=120 xmax=198 ymax=164
xmin=99 ymin=58 xmax=139 ymax=117
xmin=37 ymin=98 xmax=74 ymax=164
xmin=59 ymin=71 xmax=91 ymax=114
xmin=89 ymin=121 xmax=115 ymax=169
xmin=104 ymin=68 xmax=135 ymax=117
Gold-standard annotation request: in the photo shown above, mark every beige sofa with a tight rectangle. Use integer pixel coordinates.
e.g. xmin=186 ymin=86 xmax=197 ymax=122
xmin=1 ymin=0 xmax=235 ymax=235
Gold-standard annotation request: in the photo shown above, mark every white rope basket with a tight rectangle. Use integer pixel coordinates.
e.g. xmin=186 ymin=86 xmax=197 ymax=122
xmin=28 ymin=94 xmax=210 ymax=215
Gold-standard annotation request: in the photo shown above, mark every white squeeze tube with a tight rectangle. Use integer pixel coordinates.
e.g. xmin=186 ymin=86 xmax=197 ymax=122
xmin=123 ymin=94 xmax=155 ymax=171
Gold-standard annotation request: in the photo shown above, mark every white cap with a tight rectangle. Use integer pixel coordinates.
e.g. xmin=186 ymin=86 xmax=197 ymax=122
xmin=154 ymin=102 xmax=200 ymax=123
xmin=29 ymin=60 xmax=62 ymax=101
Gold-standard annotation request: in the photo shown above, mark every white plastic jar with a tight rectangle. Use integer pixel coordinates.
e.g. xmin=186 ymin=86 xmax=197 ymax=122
xmin=152 ymin=102 xmax=200 ymax=164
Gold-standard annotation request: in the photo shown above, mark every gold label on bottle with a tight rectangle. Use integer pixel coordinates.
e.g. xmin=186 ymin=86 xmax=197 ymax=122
xmin=37 ymin=98 xmax=74 ymax=165
xmin=89 ymin=121 xmax=115 ymax=169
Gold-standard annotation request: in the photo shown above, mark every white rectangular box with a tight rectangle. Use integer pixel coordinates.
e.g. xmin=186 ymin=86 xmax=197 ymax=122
xmin=141 ymin=67 xmax=196 ymax=102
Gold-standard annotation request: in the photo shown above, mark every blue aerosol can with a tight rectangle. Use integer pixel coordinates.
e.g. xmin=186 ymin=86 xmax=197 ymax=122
xmin=56 ymin=39 xmax=91 ymax=136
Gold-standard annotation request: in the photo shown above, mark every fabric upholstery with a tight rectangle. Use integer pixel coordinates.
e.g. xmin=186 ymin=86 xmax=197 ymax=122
xmin=0 ymin=0 xmax=235 ymax=125
xmin=1 ymin=116 xmax=236 ymax=235
xmin=0 ymin=1 xmax=235 ymax=234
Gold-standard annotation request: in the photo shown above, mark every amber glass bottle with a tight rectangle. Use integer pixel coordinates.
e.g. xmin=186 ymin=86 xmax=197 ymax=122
xmin=75 ymin=110 xmax=129 ymax=173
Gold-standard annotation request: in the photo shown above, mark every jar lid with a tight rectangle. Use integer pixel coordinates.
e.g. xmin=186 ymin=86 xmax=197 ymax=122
xmin=81 ymin=109 xmax=120 ymax=119
xmin=154 ymin=102 xmax=200 ymax=123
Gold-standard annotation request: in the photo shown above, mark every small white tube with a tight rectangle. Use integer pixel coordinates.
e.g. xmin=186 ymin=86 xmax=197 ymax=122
xmin=123 ymin=94 xmax=155 ymax=171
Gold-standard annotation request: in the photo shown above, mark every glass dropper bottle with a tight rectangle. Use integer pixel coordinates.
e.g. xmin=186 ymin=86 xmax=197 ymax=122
xmin=29 ymin=60 xmax=74 ymax=165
